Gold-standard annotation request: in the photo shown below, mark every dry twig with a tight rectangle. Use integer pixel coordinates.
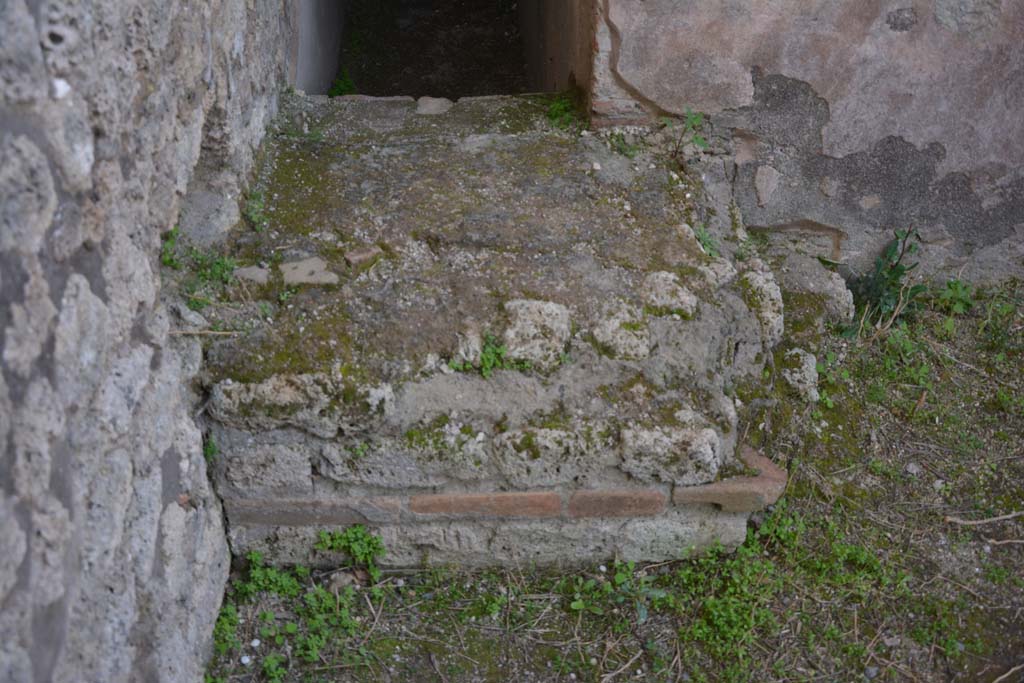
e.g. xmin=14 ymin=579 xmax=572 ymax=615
xmin=944 ymin=511 xmax=1024 ymax=527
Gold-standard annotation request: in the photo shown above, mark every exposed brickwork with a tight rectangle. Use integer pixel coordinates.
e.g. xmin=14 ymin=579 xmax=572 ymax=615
xmin=672 ymin=446 xmax=786 ymax=513
xmin=409 ymin=492 xmax=561 ymax=518
xmin=568 ymin=489 xmax=666 ymax=518
xmin=225 ymin=497 xmax=402 ymax=526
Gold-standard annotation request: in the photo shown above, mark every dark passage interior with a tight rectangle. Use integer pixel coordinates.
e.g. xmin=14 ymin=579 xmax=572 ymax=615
xmin=295 ymin=0 xmax=596 ymax=100
xmin=340 ymin=0 xmax=526 ymax=99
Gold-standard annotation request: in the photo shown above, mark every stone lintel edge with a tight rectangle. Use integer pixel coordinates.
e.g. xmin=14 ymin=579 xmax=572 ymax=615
xmin=223 ymin=446 xmax=787 ymax=526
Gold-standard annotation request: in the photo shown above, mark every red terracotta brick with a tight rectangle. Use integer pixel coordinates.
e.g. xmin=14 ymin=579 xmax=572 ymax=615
xmin=672 ymin=446 xmax=787 ymax=513
xmin=409 ymin=492 xmax=561 ymax=518
xmin=225 ymin=497 xmax=401 ymax=526
xmin=568 ymin=489 xmax=667 ymax=518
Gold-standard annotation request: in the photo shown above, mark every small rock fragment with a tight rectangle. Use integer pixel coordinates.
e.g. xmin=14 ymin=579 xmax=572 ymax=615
xmin=642 ymin=271 xmax=698 ymax=318
xmin=782 ymin=348 xmax=819 ymax=403
xmin=905 ymin=462 xmax=922 ymax=476
xmin=741 ymin=268 xmax=784 ymax=347
xmin=280 ymin=256 xmax=338 ymax=285
xmin=235 ymin=265 xmax=270 ymax=284
xmin=344 ymin=244 xmax=384 ymax=269
xmin=329 ymin=571 xmax=357 ymax=592
xmin=502 ymin=299 xmax=571 ymax=371
xmin=593 ymin=301 xmax=649 ymax=360
xmin=416 ymin=96 xmax=453 ymax=115
xmin=620 ymin=426 xmax=721 ymax=486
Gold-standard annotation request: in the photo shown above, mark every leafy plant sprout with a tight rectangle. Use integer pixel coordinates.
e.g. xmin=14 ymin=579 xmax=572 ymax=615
xmin=661 ymin=108 xmax=709 ymax=173
xmin=848 ymin=227 xmax=927 ymax=342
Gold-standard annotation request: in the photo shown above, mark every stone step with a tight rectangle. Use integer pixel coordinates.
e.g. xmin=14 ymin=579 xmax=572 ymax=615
xmin=192 ymin=92 xmax=788 ymax=566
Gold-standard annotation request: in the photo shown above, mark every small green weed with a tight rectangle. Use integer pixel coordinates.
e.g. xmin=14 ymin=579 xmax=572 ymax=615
xmin=244 ymin=191 xmax=268 ymax=231
xmin=177 ymin=247 xmax=237 ymax=311
xmin=203 ymin=435 xmax=219 ymax=464
xmin=661 ymin=108 xmax=708 ymax=171
xmin=233 ymin=552 xmax=303 ymax=601
xmin=262 ymin=653 xmax=287 ymax=683
xmin=978 ymin=294 xmax=1018 ymax=352
xmin=938 ymin=279 xmax=974 ymax=315
xmin=212 ymin=602 xmax=241 ymax=656
xmin=327 ymin=69 xmax=356 ymax=97
xmin=189 ymin=248 xmax=236 ymax=285
xmin=848 ymin=228 xmax=927 ymax=339
xmin=160 ymin=226 xmax=182 ymax=269
xmin=315 ymin=525 xmax=386 ymax=582
xmin=547 ymin=92 xmax=580 ymax=130
xmin=608 ymin=131 xmax=640 ymax=158
xmin=449 ymin=334 xmax=531 ymax=379
xmin=694 ymin=224 xmax=719 ymax=258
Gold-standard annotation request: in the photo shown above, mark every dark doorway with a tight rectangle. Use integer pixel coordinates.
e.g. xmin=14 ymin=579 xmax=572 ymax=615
xmin=336 ymin=0 xmax=528 ymax=99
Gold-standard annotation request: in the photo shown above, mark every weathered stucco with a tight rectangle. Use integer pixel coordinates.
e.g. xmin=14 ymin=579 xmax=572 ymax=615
xmin=0 ymin=1 xmax=296 ymax=680
xmin=595 ymin=0 xmax=1023 ymax=174
xmin=591 ymin=0 xmax=1024 ymax=275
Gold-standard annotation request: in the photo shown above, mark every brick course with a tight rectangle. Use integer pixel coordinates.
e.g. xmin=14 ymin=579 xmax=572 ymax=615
xmin=672 ymin=446 xmax=786 ymax=512
xmin=225 ymin=497 xmax=401 ymax=526
xmin=409 ymin=492 xmax=562 ymax=518
xmin=568 ymin=489 xmax=666 ymax=518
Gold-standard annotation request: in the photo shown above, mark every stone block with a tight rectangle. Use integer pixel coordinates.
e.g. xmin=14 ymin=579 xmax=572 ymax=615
xmin=280 ymin=256 xmax=339 ymax=285
xmin=502 ymin=299 xmax=571 ymax=372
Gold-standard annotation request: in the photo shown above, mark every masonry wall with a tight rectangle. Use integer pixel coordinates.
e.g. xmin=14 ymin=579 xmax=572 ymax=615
xmin=590 ymin=0 xmax=1024 ymax=278
xmin=295 ymin=0 xmax=348 ymax=95
xmin=0 ymin=1 xmax=297 ymax=681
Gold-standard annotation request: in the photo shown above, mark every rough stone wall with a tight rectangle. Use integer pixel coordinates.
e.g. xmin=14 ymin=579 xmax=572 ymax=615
xmin=590 ymin=0 xmax=1024 ymax=277
xmin=0 ymin=1 xmax=296 ymax=681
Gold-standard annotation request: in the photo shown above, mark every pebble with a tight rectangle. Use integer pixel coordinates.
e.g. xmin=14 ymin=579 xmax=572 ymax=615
xmin=329 ymin=571 xmax=357 ymax=591
xmin=250 ymin=639 xmax=261 ymax=648
xmin=592 ymin=162 xmax=602 ymax=171
xmin=932 ymin=479 xmax=946 ymax=492
xmin=240 ymin=655 xmax=252 ymax=666
xmin=599 ymin=565 xmax=607 ymax=573
xmin=865 ymin=665 xmax=879 ymax=679
xmin=905 ymin=462 xmax=922 ymax=476
xmin=51 ymin=78 xmax=71 ymax=99
xmin=395 ymin=578 xmax=405 ymax=588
